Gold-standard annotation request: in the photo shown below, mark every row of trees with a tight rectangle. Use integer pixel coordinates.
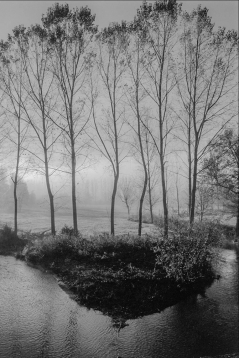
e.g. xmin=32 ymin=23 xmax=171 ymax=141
xmin=0 ymin=1 xmax=238 ymax=237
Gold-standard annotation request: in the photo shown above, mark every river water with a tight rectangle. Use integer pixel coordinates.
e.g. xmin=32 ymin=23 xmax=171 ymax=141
xmin=0 ymin=249 xmax=238 ymax=358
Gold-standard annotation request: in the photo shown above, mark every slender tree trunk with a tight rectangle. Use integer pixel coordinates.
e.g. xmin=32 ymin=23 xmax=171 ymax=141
xmin=138 ymin=174 xmax=147 ymax=236
xmin=126 ymin=202 xmax=130 ymax=218
xmin=136 ymin=78 xmax=147 ymax=236
xmin=42 ymin=112 xmax=55 ymax=236
xmin=71 ymin=139 xmax=78 ymax=235
xmin=190 ymin=147 xmax=198 ymax=224
xmin=176 ymin=177 xmax=180 ymax=217
xmin=159 ymin=108 xmax=168 ymax=237
xmin=110 ymin=133 xmax=119 ymax=236
xmin=160 ymin=155 xmax=168 ymax=237
xmin=146 ymin=138 xmax=153 ymax=224
xmin=149 ymin=188 xmax=154 ymax=224
xmin=111 ymin=173 xmax=119 ymax=235
xmin=44 ymin=147 xmax=56 ymax=235
xmin=13 ymin=116 xmax=21 ymax=235
xmin=188 ymin=126 xmax=192 ymax=217
xmin=158 ymin=38 xmax=168 ymax=238
xmin=148 ymin=172 xmax=154 ymax=224
xmin=13 ymin=182 xmax=18 ymax=235
xmin=200 ymin=201 xmax=203 ymax=221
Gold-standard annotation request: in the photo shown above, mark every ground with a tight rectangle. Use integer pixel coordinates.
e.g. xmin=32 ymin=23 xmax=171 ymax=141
xmin=0 ymin=205 xmax=158 ymax=236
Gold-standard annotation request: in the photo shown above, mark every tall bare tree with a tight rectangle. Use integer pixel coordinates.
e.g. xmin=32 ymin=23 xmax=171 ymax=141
xmin=7 ymin=25 xmax=61 ymax=235
xmin=134 ymin=0 xmax=181 ymax=237
xmin=175 ymin=6 xmax=238 ymax=224
xmin=42 ymin=3 xmax=97 ymax=235
xmin=0 ymin=36 xmax=29 ymax=234
xmin=90 ymin=22 xmax=128 ymax=235
xmin=124 ymin=20 xmax=149 ymax=235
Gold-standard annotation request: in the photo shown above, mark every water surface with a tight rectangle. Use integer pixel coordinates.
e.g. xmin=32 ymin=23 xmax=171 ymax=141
xmin=0 ymin=249 xmax=238 ymax=358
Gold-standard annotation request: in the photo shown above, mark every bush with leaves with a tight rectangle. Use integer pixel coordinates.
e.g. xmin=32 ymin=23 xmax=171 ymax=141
xmin=0 ymin=224 xmax=18 ymax=240
xmin=0 ymin=224 xmax=27 ymax=254
xmin=154 ymin=234 xmax=213 ymax=285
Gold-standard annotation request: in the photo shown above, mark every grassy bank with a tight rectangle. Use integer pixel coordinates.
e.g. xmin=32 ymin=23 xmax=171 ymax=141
xmin=23 ymin=230 xmax=216 ymax=320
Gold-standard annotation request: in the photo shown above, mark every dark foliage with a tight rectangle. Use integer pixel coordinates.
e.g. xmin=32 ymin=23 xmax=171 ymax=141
xmin=0 ymin=224 xmax=27 ymax=255
xmin=24 ymin=231 xmax=216 ymax=319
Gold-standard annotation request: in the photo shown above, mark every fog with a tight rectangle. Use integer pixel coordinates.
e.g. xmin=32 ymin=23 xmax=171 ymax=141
xmin=0 ymin=1 xmax=237 ymax=236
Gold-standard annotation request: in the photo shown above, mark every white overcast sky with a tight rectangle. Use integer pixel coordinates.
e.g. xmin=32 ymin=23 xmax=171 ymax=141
xmin=0 ymin=1 xmax=238 ymax=41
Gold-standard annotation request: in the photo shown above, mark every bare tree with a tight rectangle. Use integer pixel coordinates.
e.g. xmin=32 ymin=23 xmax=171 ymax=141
xmin=7 ymin=25 xmax=62 ymax=235
xmin=89 ymin=22 xmax=128 ymax=235
xmin=118 ymin=177 xmax=136 ymax=218
xmin=123 ymin=20 xmax=149 ymax=235
xmin=0 ymin=36 xmax=30 ymax=234
xmin=175 ymin=6 xmax=238 ymax=224
xmin=42 ymin=3 xmax=97 ymax=235
xmin=134 ymin=0 xmax=181 ymax=237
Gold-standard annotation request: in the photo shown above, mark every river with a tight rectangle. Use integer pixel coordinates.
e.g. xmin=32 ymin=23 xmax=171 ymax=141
xmin=0 ymin=249 xmax=238 ymax=358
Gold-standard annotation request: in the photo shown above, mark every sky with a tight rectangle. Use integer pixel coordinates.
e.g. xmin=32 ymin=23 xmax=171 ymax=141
xmin=0 ymin=0 xmax=238 ymax=42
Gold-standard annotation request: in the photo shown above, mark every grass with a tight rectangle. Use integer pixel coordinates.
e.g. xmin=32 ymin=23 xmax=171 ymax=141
xmin=0 ymin=206 xmax=155 ymax=236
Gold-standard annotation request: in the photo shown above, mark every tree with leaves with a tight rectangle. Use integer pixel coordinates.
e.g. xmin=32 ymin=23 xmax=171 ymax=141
xmin=203 ymin=128 xmax=238 ymax=236
xmin=195 ymin=177 xmax=215 ymax=221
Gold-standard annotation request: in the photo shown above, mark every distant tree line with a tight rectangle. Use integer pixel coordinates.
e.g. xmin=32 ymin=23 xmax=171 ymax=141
xmin=0 ymin=0 xmax=238 ymax=236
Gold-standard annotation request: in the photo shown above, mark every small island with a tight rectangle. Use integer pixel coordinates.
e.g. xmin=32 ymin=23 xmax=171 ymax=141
xmin=1 ymin=218 xmax=237 ymax=321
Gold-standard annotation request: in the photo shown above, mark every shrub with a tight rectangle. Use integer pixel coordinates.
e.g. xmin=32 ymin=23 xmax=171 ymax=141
xmin=25 ymin=234 xmax=86 ymax=262
xmin=0 ymin=224 xmax=27 ymax=254
xmin=25 ymin=232 xmax=157 ymax=268
xmin=0 ymin=224 xmax=18 ymax=241
xmin=61 ymin=224 xmax=74 ymax=235
xmin=154 ymin=234 xmax=213 ymax=284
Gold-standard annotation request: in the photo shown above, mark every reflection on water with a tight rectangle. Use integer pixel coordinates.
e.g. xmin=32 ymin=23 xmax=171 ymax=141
xmin=0 ymin=249 xmax=238 ymax=358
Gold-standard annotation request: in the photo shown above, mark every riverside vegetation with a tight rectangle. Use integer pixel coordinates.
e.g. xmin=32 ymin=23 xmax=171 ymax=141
xmin=1 ymin=218 xmax=237 ymax=321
